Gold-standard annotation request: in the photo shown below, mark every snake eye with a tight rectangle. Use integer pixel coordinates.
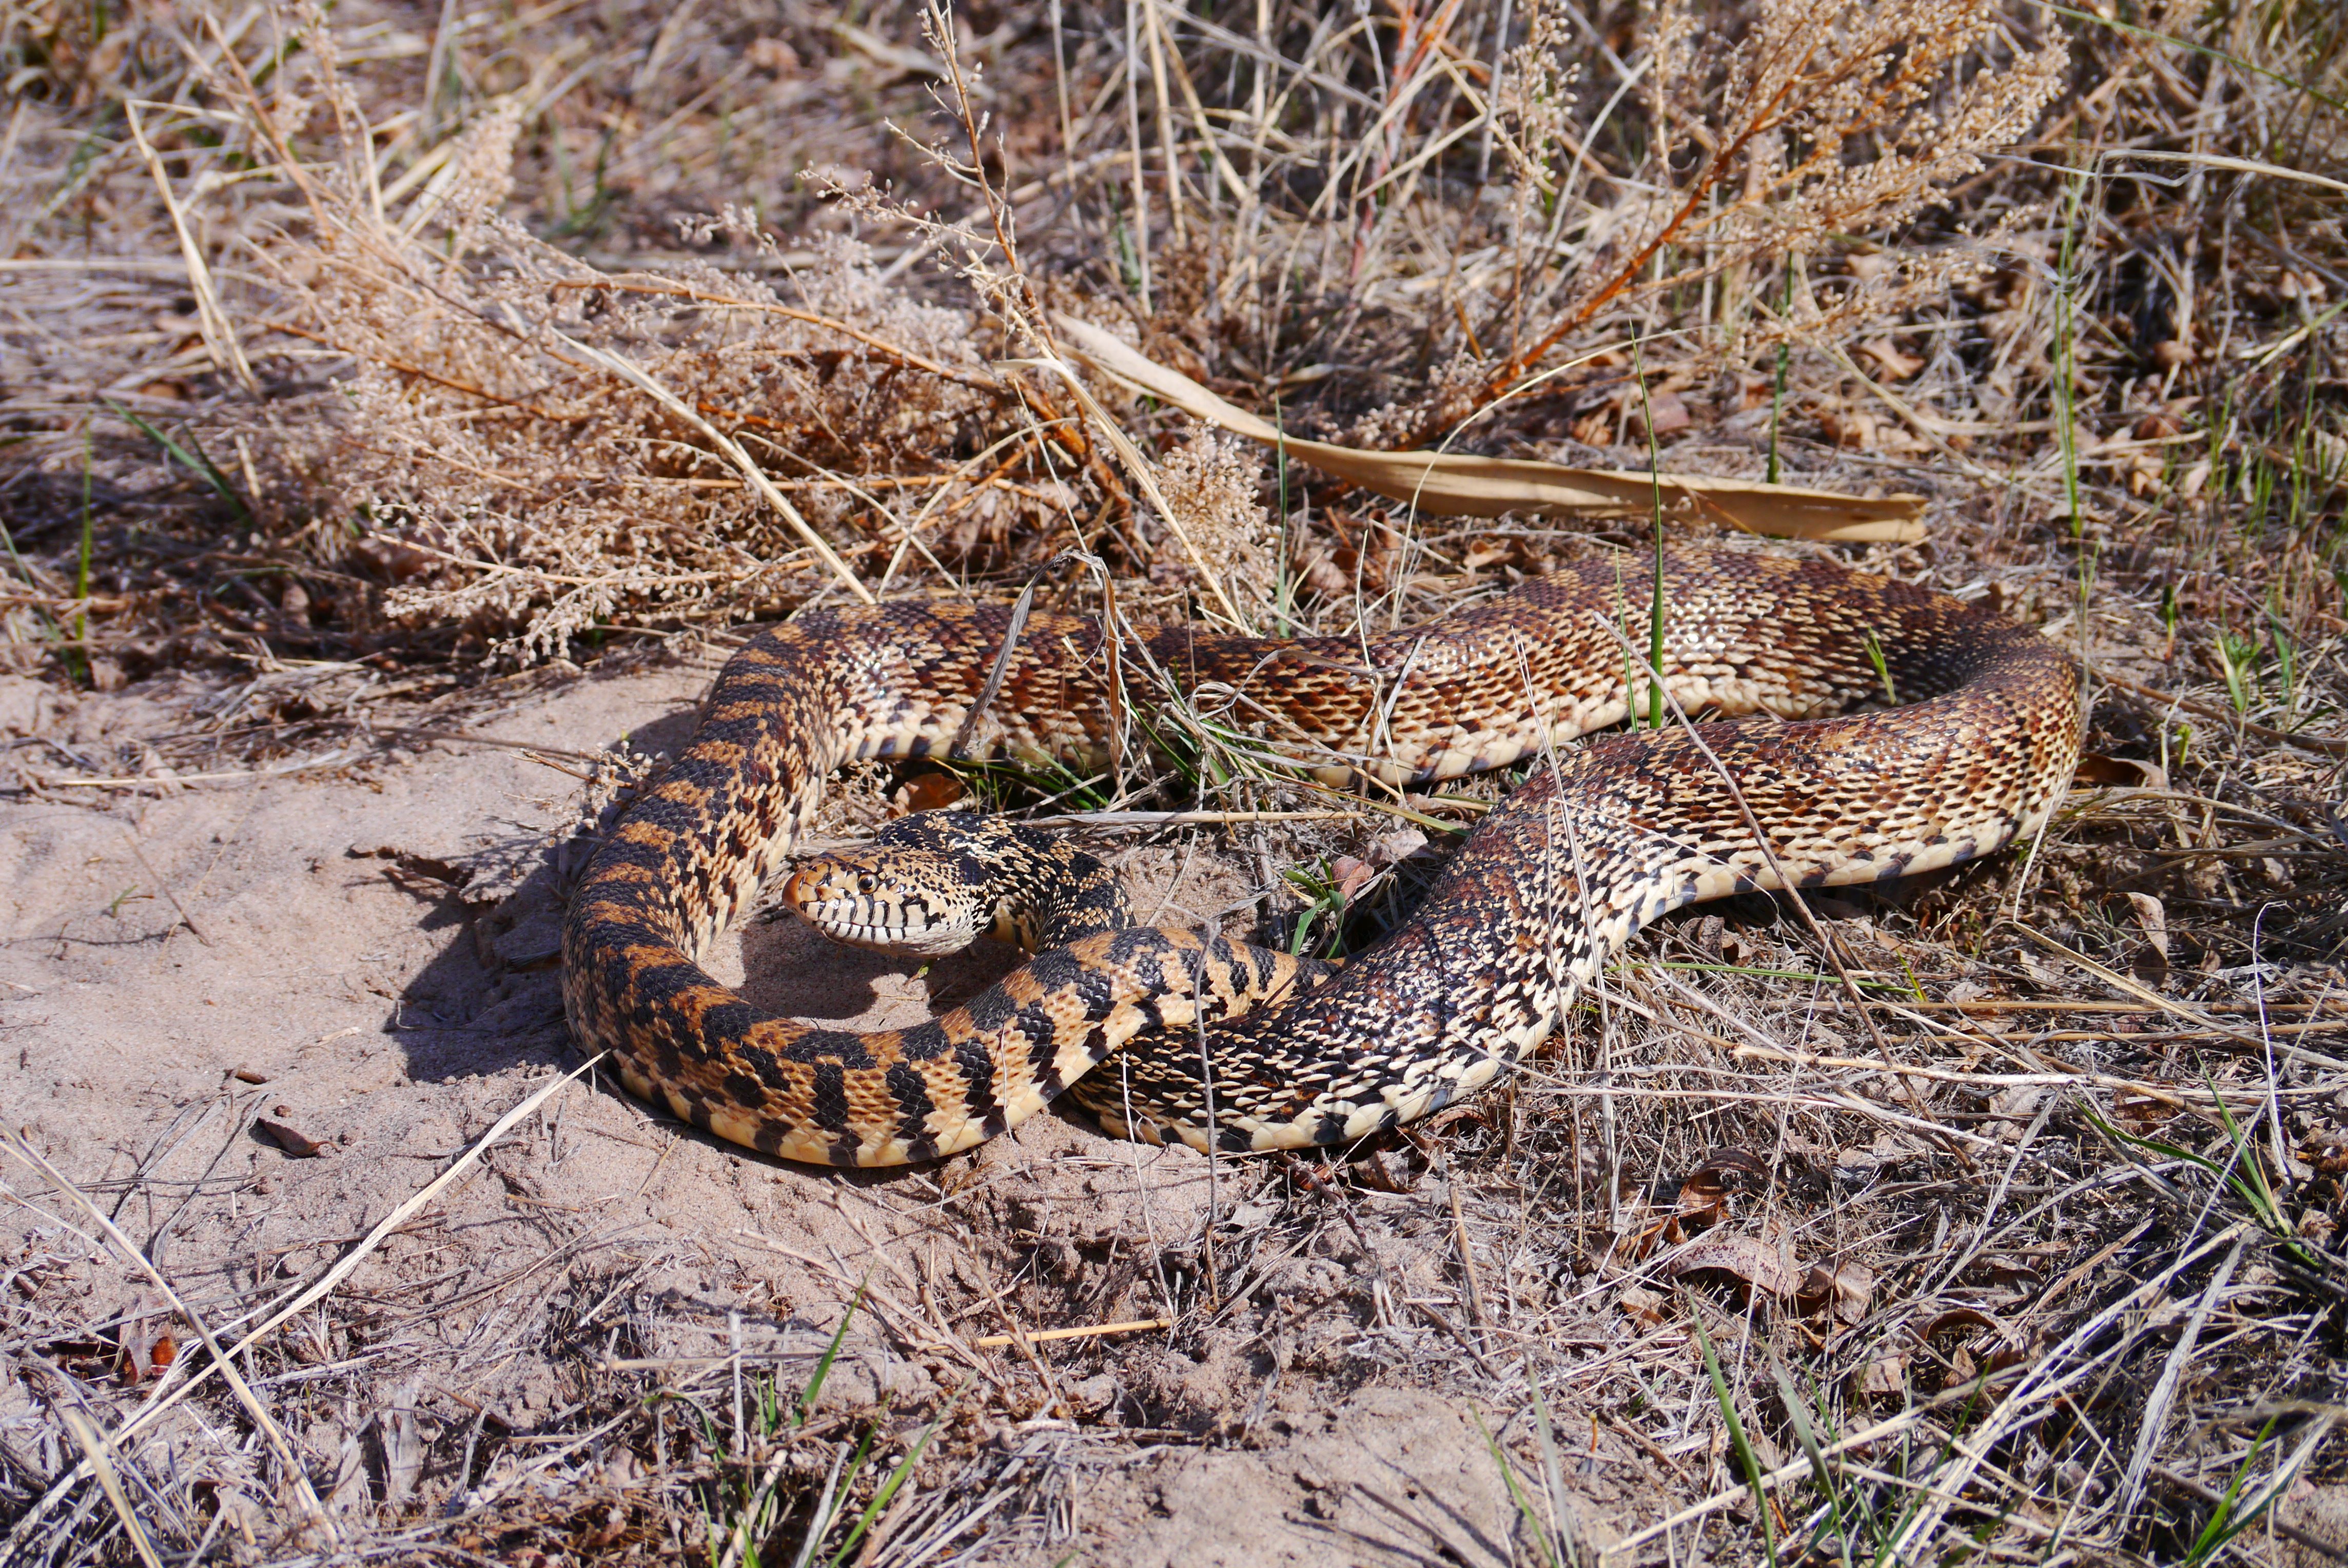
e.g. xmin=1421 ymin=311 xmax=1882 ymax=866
xmin=857 ymin=875 xmax=876 ymax=893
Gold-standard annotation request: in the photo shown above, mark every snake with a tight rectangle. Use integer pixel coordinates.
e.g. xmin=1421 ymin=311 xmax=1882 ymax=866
xmin=561 ymin=546 xmax=2083 ymax=1167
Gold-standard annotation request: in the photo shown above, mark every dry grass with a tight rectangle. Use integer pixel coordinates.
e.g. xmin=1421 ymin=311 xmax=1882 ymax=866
xmin=3 ymin=0 xmax=2346 ymax=1563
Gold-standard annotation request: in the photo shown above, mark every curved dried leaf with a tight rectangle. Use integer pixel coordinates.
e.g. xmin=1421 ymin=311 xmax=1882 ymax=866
xmin=1662 ymin=1234 xmax=1800 ymax=1299
xmin=1055 ymin=316 xmax=1927 ymax=543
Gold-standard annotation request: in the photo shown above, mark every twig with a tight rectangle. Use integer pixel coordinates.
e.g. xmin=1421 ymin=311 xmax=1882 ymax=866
xmin=122 ymin=102 xmax=256 ymax=394
xmin=1442 ymin=1152 xmax=1492 ymax=1333
xmin=2010 ymin=924 xmax=2348 ymax=1070
xmin=972 ymin=1317 xmax=1174 ymax=1348
xmin=88 ymin=1057 xmax=602 ymax=1465
xmin=24 ymin=747 xmax=369 ymax=790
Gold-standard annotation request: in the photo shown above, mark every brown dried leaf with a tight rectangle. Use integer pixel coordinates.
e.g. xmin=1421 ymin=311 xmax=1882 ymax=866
xmin=1619 ymin=1284 xmax=1668 ymax=1327
xmin=1056 ymin=317 xmax=1926 ymax=543
xmin=1679 ymin=1148 xmax=1771 ymax=1223
xmin=256 ymin=1119 xmax=329 ymax=1158
xmin=2124 ymin=891 xmax=2169 ymax=962
xmin=1632 ymin=390 xmax=1692 ymax=438
xmin=891 ymin=773 xmax=966 ymax=815
xmin=1330 ymin=855 xmax=1378 ymax=902
xmin=1661 ymin=1234 xmax=1799 ymax=1299
xmin=1799 ymin=1262 xmax=1875 ymax=1324
xmin=2072 ymin=753 xmax=2168 ymax=790
xmin=1858 ymin=338 xmax=1925 ymax=380
xmin=1366 ymin=828 xmax=1430 ymax=867
xmin=1856 ymin=1354 xmax=1907 ymax=1398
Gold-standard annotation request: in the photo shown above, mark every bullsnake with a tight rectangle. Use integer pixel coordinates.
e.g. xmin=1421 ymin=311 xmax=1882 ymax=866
xmin=560 ymin=547 xmax=2082 ymax=1166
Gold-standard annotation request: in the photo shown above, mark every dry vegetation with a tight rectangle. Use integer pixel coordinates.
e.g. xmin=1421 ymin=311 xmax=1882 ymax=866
xmin=4 ymin=0 xmax=2347 ymax=1563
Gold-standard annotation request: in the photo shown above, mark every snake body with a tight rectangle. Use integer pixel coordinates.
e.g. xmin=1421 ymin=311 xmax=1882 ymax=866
xmin=561 ymin=548 xmax=2082 ymax=1166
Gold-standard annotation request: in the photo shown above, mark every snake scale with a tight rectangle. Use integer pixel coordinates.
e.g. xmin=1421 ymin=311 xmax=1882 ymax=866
xmin=561 ymin=547 xmax=2083 ymax=1167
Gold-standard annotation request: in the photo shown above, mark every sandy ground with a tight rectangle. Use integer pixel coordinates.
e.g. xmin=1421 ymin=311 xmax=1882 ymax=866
xmin=19 ymin=659 xmax=2339 ymax=1564
xmin=1 ymin=656 xmax=1673 ymax=1563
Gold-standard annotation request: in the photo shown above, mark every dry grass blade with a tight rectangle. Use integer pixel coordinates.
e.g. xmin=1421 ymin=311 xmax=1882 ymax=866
xmin=1013 ymin=351 xmax=1253 ymax=626
xmin=2 ymin=1131 xmax=337 ymax=1542
xmin=53 ymin=1408 xmax=164 ymax=1568
xmin=99 ymin=1055 xmax=603 ymax=1459
xmin=120 ymin=103 xmax=253 ymax=396
xmin=545 ymin=327 xmax=876 ymax=606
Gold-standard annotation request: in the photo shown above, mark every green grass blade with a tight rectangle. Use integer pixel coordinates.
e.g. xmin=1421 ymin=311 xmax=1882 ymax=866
xmin=1692 ymin=1310 xmax=1777 ymax=1568
xmin=2183 ymin=1417 xmax=2277 ymax=1566
xmin=829 ymin=1416 xmax=939 ymax=1567
xmin=1471 ymin=1405 xmax=1562 ymax=1568
xmin=101 ymin=399 xmax=249 ymax=520
xmin=798 ymin=1285 xmax=865 ymax=1429
xmin=1769 ymin=1353 xmax=1850 ymax=1565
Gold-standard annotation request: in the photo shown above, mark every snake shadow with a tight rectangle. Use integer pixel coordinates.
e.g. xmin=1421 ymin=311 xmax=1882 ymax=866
xmin=383 ymin=703 xmax=703 ymax=1109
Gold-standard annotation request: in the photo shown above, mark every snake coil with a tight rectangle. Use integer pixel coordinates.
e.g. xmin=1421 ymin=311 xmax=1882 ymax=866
xmin=562 ymin=548 xmax=2082 ymax=1166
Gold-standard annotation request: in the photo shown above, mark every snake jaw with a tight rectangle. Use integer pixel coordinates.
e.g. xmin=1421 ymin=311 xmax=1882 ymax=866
xmin=779 ymin=852 xmax=989 ymax=958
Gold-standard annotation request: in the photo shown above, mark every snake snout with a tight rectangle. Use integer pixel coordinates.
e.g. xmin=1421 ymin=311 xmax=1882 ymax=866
xmin=781 ymin=855 xmax=984 ymax=959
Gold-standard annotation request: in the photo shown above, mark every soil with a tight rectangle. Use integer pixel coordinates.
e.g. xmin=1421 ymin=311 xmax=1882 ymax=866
xmin=0 ymin=657 xmax=1678 ymax=1562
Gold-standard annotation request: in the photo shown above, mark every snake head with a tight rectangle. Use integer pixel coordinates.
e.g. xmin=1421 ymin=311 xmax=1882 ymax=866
xmin=780 ymin=845 xmax=991 ymax=958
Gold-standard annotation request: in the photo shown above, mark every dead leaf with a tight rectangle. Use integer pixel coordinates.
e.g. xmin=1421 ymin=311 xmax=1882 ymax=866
xmin=1916 ymin=1306 xmax=2003 ymax=1343
xmin=1856 ymin=1353 xmax=1907 ymax=1398
xmin=1678 ymin=1148 xmax=1770 ymax=1223
xmin=1618 ymin=1284 xmax=1668 ymax=1327
xmin=1631 ymin=390 xmax=1692 ymax=438
xmin=1858 ymin=338 xmax=1925 ymax=380
xmin=2124 ymin=892 xmax=2168 ymax=963
xmin=1055 ymin=315 xmax=1926 ymax=543
xmin=2073 ymin=753 xmax=2168 ymax=790
xmin=1814 ymin=403 xmax=1877 ymax=449
xmin=829 ymin=19 xmax=945 ymax=81
xmin=891 ymin=772 xmax=966 ymax=815
xmin=1366 ymin=828 xmax=1430 ymax=867
xmin=256 ymin=1119 xmax=329 ymax=1158
xmin=1973 ymin=1253 xmax=2044 ymax=1290
xmin=1661 ymin=1234 xmax=1799 ymax=1299
xmin=1355 ymin=1147 xmax=1416 ymax=1194
xmin=1330 ymin=855 xmax=1378 ymax=902
xmin=1798 ymin=1262 xmax=1875 ymax=1324
xmin=746 ymin=36 xmax=801 ymax=74
xmin=1916 ymin=1308 xmax=2025 ymax=1374
xmin=1989 ymin=1085 xmax=2047 ymax=1125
